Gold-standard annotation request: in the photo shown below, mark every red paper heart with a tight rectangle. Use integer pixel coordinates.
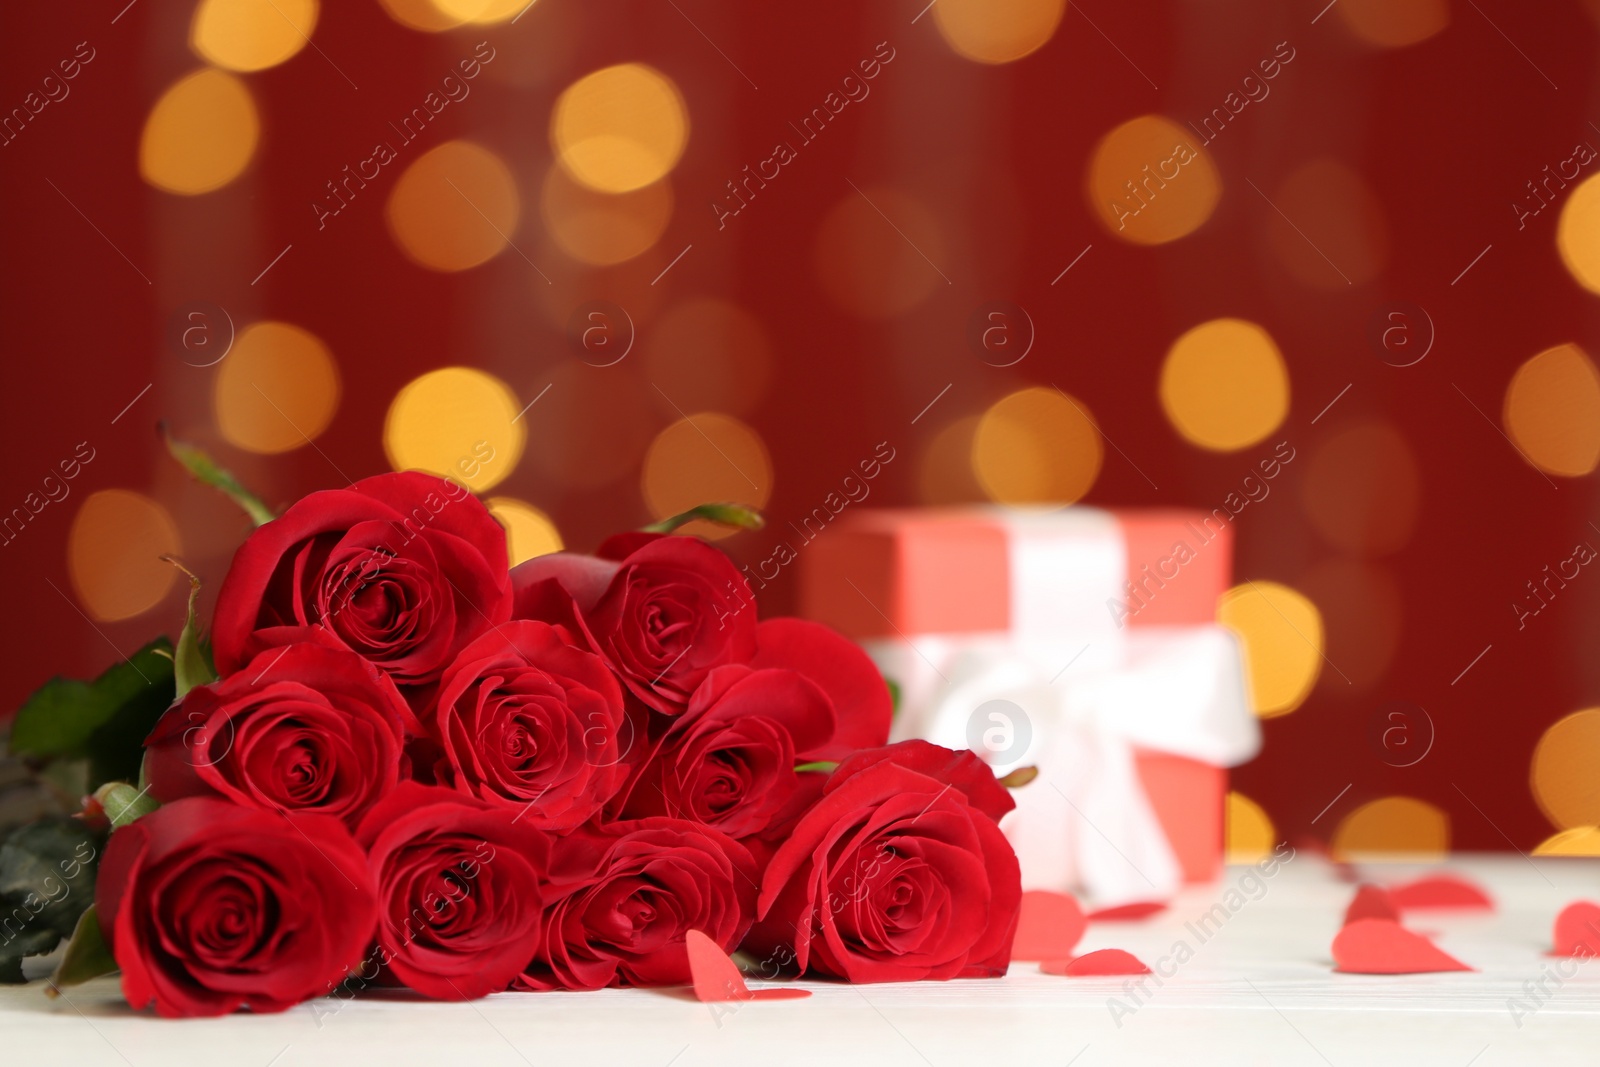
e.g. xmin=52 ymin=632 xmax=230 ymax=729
xmin=686 ymin=930 xmax=811 ymax=1002
xmin=1389 ymin=874 xmax=1493 ymax=911
xmin=1040 ymin=949 xmax=1151 ymax=976
xmin=1087 ymin=901 xmax=1167 ymax=922
xmin=1552 ymin=901 xmax=1600 ymax=958
xmin=1331 ymin=919 xmax=1473 ymax=974
xmin=1343 ymin=884 xmax=1400 ymax=926
xmin=1011 ymin=890 xmax=1088 ymax=961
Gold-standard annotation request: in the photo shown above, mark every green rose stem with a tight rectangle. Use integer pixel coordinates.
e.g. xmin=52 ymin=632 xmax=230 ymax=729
xmin=640 ymin=503 xmax=764 ymax=535
xmin=160 ymin=422 xmax=275 ymax=527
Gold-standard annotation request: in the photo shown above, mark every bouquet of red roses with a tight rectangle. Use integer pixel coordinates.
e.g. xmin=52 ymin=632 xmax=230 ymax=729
xmin=16 ymin=468 xmax=1022 ymax=1017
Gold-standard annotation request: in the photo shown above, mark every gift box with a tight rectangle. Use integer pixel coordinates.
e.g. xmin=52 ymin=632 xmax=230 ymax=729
xmin=799 ymin=506 xmax=1260 ymax=904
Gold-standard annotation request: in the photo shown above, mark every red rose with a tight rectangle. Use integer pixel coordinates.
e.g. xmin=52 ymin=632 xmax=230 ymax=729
xmin=617 ymin=664 xmax=835 ymax=840
xmin=745 ymin=742 xmax=1021 ymax=983
xmin=96 ymin=798 xmax=376 ymax=1017
xmin=429 ymin=621 xmax=630 ymax=830
xmin=356 ymin=783 xmax=552 ymax=1001
xmin=748 ymin=617 xmax=894 ymax=759
xmin=512 ymin=535 xmax=756 ymax=714
xmin=144 ymin=642 xmax=412 ymax=830
xmin=517 ymin=819 xmax=757 ymax=990
xmin=212 ymin=472 xmax=512 ymax=710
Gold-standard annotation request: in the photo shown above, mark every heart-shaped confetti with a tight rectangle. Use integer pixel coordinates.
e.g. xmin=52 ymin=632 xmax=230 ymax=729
xmin=1011 ymin=890 xmax=1088 ymax=961
xmin=1086 ymin=901 xmax=1167 ymax=922
xmin=1343 ymin=884 xmax=1400 ymax=926
xmin=686 ymin=930 xmax=812 ymax=1002
xmin=1552 ymin=901 xmax=1600 ymax=958
xmin=1331 ymin=919 xmax=1472 ymax=974
xmin=1389 ymin=874 xmax=1493 ymax=911
xmin=1040 ymin=949 xmax=1152 ymax=976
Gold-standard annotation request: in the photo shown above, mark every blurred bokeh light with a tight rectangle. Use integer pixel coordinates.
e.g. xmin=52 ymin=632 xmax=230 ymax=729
xmin=387 ymin=141 xmax=520 ymax=272
xmin=1216 ymin=581 xmax=1323 ymax=718
xmin=214 ymin=322 xmax=341 ymax=454
xmin=383 ymin=367 xmax=525 ymax=492
xmin=1502 ymin=343 xmax=1600 ymax=477
xmin=191 ymin=0 xmax=318 ymax=72
xmin=972 ymin=387 xmax=1103 ymax=505
xmin=552 ymin=64 xmax=688 ymax=194
xmin=68 ymin=491 xmax=182 ymax=622
xmin=1333 ymin=797 xmax=1450 ymax=860
xmin=1160 ymin=319 xmax=1289 ymax=452
xmin=139 ymin=69 xmax=258 ymax=195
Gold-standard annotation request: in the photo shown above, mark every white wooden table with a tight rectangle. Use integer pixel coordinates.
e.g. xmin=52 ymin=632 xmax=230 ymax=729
xmin=8 ymin=855 xmax=1598 ymax=1066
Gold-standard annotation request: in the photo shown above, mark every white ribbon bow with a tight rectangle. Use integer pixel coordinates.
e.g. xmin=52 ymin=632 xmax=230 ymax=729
xmin=868 ymin=626 xmax=1260 ymax=905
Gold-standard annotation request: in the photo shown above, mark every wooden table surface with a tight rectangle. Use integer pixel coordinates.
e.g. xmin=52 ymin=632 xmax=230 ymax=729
xmin=7 ymin=854 xmax=1599 ymax=1066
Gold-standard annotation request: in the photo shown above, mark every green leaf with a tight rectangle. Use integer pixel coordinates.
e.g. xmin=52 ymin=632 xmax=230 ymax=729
xmin=46 ymin=905 xmax=116 ymax=996
xmin=997 ymin=765 xmax=1039 ymax=789
xmin=92 ymin=783 xmax=157 ymax=830
xmin=886 ymin=677 xmax=901 ymax=721
xmin=0 ymin=817 xmax=102 ymax=981
xmin=164 ymin=558 xmax=216 ymax=700
xmin=793 ymin=761 xmax=839 ymax=775
xmin=11 ymin=640 xmax=176 ymax=790
xmin=641 ymin=502 xmax=764 ymax=535
xmin=162 ymin=423 xmax=275 ymax=526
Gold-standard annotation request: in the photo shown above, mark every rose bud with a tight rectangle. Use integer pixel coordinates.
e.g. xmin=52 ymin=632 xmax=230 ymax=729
xmin=744 ymin=742 xmax=1022 ymax=983
xmin=96 ymin=798 xmax=376 ymax=1017
xmin=517 ymin=818 xmax=757 ymax=990
xmin=617 ymin=664 xmax=836 ymax=841
xmin=430 ymin=621 xmax=631 ymax=831
xmin=356 ymin=783 xmax=552 ymax=1001
xmin=511 ymin=534 xmax=756 ymax=715
xmin=212 ymin=471 xmax=513 ymax=712
xmin=144 ymin=641 xmax=411 ymax=831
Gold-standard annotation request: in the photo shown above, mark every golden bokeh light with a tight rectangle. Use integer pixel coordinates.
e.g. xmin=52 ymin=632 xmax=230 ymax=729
xmin=1216 ymin=581 xmax=1323 ymax=717
xmin=1558 ymin=175 xmax=1600 ymax=295
xmin=1531 ymin=708 xmax=1600 ymax=829
xmin=383 ymin=367 xmax=525 ymax=492
xmin=1503 ymin=344 xmax=1600 ymax=477
xmin=1332 ymin=797 xmax=1450 ymax=861
xmin=1298 ymin=559 xmax=1402 ymax=691
xmin=542 ymin=164 xmax=673 ymax=266
xmin=643 ymin=298 xmax=772 ymax=417
xmin=524 ymin=364 xmax=657 ymax=490
xmin=1301 ymin=424 xmax=1420 ymax=555
xmin=431 ymin=0 xmax=531 ymax=24
xmin=1225 ymin=792 xmax=1276 ymax=863
xmin=386 ymin=141 xmax=520 ymax=272
xmin=214 ymin=322 xmax=340 ymax=454
xmin=1338 ymin=0 xmax=1450 ymax=48
xmin=919 ymin=416 xmax=986 ymax=506
xmin=376 ymin=0 xmax=468 ymax=31
xmin=552 ymin=64 xmax=688 ymax=194
xmin=973 ymin=387 xmax=1103 ymax=506
xmin=932 ymin=0 xmax=1065 ymax=64
xmin=139 ymin=69 xmax=259 ymax=195
xmin=192 ymin=0 xmax=318 ymax=72
xmin=68 ymin=490 xmax=182 ymax=623
xmin=1268 ymin=159 xmax=1388 ymax=289
xmin=1087 ymin=116 xmax=1221 ymax=245
xmin=641 ymin=412 xmax=772 ymax=539
xmin=813 ymin=187 xmax=948 ymax=318
xmin=486 ymin=497 xmax=563 ymax=565
xmin=1532 ymin=827 xmax=1600 ymax=857
xmin=1160 ymin=319 xmax=1289 ymax=452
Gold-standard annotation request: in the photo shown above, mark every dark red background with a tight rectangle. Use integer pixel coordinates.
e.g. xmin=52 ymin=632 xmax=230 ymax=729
xmin=3 ymin=0 xmax=1597 ymax=850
